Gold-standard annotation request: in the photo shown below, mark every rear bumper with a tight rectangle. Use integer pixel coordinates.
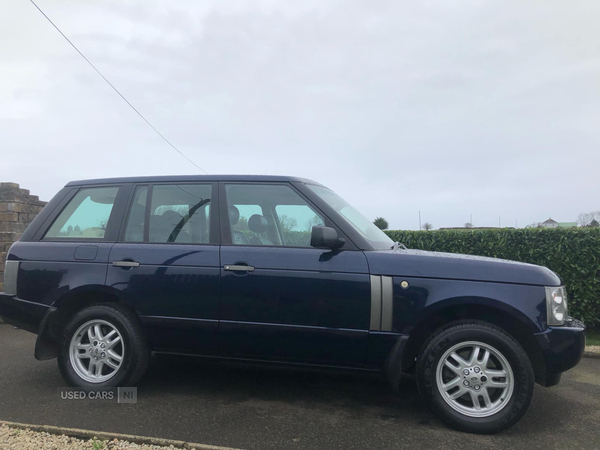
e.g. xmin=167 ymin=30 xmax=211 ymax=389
xmin=535 ymin=317 xmax=585 ymax=386
xmin=0 ymin=293 xmax=50 ymax=334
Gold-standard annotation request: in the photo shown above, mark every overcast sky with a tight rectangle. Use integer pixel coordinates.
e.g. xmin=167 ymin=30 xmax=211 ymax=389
xmin=1 ymin=0 xmax=599 ymax=230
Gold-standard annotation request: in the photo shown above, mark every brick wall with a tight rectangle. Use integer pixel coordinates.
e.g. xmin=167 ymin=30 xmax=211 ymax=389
xmin=0 ymin=183 xmax=47 ymax=292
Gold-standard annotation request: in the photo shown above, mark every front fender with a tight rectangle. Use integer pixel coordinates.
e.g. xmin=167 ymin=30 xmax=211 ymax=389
xmin=390 ymin=277 xmax=546 ymax=335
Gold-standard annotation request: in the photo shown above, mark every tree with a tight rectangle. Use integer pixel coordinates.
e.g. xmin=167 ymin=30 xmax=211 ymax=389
xmin=578 ymin=213 xmax=592 ymax=227
xmin=373 ymin=217 xmax=389 ymax=230
xmin=278 ymin=214 xmax=298 ymax=234
xmin=232 ymin=216 xmax=248 ymax=231
xmin=589 ymin=219 xmax=600 ymax=228
xmin=464 ymin=222 xmax=473 ymax=228
xmin=527 ymin=222 xmax=542 ymax=228
xmin=422 ymin=222 xmax=433 ymax=231
xmin=306 ymin=215 xmax=324 ymax=230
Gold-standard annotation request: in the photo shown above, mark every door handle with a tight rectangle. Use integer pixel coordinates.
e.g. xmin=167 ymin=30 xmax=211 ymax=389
xmin=224 ymin=264 xmax=255 ymax=272
xmin=112 ymin=260 xmax=140 ymax=268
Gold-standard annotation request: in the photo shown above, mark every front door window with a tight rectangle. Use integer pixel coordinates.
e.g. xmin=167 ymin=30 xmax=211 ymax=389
xmin=224 ymin=184 xmax=324 ymax=247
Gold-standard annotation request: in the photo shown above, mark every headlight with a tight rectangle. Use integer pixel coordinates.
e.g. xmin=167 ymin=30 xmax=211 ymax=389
xmin=545 ymin=286 xmax=568 ymax=326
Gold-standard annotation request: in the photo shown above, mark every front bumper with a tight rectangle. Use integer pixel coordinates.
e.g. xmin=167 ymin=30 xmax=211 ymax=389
xmin=535 ymin=317 xmax=585 ymax=386
xmin=0 ymin=293 xmax=50 ymax=334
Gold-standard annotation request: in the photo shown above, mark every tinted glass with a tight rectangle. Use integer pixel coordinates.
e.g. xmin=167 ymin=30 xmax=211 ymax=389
xmin=307 ymin=184 xmax=394 ymax=250
xmin=149 ymin=184 xmax=212 ymax=244
xmin=124 ymin=186 xmax=148 ymax=242
xmin=225 ymin=184 xmax=324 ymax=247
xmin=275 ymin=204 xmax=324 ymax=247
xmin=44 ymin=187 xmax=119 ymax=239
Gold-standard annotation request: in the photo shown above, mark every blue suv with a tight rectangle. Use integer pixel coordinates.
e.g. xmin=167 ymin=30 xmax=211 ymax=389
xmin=0 ymin=175 xmax=585 ymax=433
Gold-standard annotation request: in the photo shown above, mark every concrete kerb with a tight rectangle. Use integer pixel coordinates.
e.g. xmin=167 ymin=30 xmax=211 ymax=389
xmin=0 ymin=420 xmax=243 ymax=450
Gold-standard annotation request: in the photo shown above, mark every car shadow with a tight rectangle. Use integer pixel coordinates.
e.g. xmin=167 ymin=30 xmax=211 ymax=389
xmin=140 ymin=353 xmax=435 ymax=424
xmin=138 ymin=353 xmax=586 ymax=437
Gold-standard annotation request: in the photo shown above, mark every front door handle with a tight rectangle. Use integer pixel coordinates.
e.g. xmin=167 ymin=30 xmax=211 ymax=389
xmin=224 ymin=264 xmax=255 ymax=272
xmin=112 ymin=260 xmax=140 ymax=268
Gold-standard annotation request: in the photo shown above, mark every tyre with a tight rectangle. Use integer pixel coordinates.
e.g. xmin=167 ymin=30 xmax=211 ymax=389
xmin=416 ymin=321 xmax=534 ymax=434
xmin=58 ymin=304 xmax=150 ymax=388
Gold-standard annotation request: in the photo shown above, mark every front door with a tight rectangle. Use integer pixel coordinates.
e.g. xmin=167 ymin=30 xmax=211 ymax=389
xmin=219 ymin=182 xmax=371 ymax=367
xmin=106 ymin=182 xmax=220 ymax=355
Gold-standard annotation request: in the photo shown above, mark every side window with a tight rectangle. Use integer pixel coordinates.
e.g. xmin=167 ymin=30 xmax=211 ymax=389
xmin=225 ymin=184 xmax=324 ymax=247
xmin=44 ymin=186 xmax=119 ymax=239
xmin=124 ymin=186 xmax=148 ymax=242
xmin=275 ymin=204 xmax=324 ymax=247
xmin=148 ymin=184 xmax=212 ymax=244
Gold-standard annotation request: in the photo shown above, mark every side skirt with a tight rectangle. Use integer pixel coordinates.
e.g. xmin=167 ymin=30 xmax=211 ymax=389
xmin=151 ymin=350 xmax=382 ymax=373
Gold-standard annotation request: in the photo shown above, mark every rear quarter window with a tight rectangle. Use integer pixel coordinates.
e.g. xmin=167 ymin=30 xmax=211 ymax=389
xmin=44 ymin=186 xmax=119 ymax=239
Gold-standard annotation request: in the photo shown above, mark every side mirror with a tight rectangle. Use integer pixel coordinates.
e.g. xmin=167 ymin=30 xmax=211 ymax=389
xmin=310 ymin=226 xmax=345 ymax=250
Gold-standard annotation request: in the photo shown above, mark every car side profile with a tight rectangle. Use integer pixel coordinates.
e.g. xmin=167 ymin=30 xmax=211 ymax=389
xmin=0 ymin=175 xmax=585 ymax=433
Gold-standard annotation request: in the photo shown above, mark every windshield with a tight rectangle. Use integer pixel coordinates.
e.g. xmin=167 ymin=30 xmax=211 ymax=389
xmin=307 ymin=185 xmax=394 ymax=250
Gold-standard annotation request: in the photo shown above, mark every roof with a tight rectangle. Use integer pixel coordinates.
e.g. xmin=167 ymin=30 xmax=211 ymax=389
xmin=541 ymin=218 xmax=558 ymax=224
xmin=438 ymin=227 xmax=511 ymax=230
xmin=66 ymin=175 xmax=322 ymax=187
xmin=557 ymin=222 xmax=577 ymax=228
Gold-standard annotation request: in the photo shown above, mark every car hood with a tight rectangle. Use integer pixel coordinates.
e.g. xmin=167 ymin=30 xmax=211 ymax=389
xmin=365 ymin=249 xmax=561 ymax=286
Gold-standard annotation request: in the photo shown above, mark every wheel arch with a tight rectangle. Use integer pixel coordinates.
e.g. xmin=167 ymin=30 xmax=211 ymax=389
xmin=400 ymin=300 xmax=546 ymax=385
xmin=35 ymin=286 xmax=137 ymax=361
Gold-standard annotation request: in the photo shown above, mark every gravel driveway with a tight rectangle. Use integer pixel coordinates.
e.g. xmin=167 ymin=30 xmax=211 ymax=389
xmin=0 ymin=424 xmax=184 ymax=450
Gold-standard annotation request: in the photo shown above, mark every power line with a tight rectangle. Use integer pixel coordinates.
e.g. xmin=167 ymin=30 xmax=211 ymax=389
xmin=29 ymin=0 xmax=208 ymax=174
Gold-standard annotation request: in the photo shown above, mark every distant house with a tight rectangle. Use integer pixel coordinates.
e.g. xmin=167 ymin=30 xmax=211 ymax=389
xmin=540 ymin=218 xmax=577 ymax=229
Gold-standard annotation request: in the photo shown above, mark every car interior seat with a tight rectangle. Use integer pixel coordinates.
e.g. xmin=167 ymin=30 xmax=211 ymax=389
xmin=248 ymin=214 xmax=274 ymax=245
xmin=229 ymin=206 xmax=250 ymax=245
xmin=150 ymin=210 xmax=191 ymax=243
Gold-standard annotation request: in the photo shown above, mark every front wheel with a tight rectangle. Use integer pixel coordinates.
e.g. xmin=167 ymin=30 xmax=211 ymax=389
xmin=416 ymin=321 xmax=534 ymax=433
xmin=58 ymin=304 xmax=150 ymax=387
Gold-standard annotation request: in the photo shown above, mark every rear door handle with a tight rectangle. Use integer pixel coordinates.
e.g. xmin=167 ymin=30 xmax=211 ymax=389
xmin=223 ymin=264 xmax=255 ymax=272
xmin=112 ymin=260 xmax=140 ymax=268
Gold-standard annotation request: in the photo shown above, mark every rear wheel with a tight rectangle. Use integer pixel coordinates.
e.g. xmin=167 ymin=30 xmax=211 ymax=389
xmin=58 ymin=304 xmax=149 ymax=387
xmin=416 ymin=321 xmax=534 ymax=433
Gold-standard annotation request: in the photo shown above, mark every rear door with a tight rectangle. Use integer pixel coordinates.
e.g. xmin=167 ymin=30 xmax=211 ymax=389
xmin=106 ymin=182 xmax=220 ymax=355
xmin=218 ymin=182 xmax=371 ymax=367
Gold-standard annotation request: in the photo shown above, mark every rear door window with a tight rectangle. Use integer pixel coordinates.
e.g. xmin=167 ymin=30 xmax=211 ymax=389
xmin=147 ymin=184 xmax=212 ymax=244
xmin=123 ymin=186 xmax=148 ymax=242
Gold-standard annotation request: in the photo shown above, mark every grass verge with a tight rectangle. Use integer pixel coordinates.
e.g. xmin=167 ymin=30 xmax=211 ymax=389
xmin=586 ymin=329 xmax=600 ymax=346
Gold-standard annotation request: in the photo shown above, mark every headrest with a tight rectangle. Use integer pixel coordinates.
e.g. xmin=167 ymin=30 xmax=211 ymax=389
xmin=228 ymin=206 xmax=240 ymax=225
xmin=248 ymin=214 xmax=268 ymax=234
xmin=160 ymin=210 xmax=183 ymax=224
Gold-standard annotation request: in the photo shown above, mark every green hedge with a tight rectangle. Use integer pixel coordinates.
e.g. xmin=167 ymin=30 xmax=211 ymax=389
xmin=384 ymin=228 xmax=600 ymax=327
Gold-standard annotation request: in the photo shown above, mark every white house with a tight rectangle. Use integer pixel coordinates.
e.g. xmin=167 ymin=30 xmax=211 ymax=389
xmin=539 ymin=218 xmax=577 ymax=228
xmin=541 ymin=218 xmax=559 ymax=228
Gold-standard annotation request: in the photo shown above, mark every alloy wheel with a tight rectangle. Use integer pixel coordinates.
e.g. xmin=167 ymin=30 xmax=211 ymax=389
xmin=69 ymin=319 xmax=125 ymax=383
xmin=435 ymin=341 xmax=514 ymax=418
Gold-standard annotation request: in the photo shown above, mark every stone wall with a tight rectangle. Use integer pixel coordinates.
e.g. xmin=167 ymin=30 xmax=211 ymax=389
xmin=0 ymin=183 xmax=47 ymax=292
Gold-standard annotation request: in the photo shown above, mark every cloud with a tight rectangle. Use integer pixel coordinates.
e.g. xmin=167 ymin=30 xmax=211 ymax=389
xmin=0 ymin=0 xmax=599 ymax=229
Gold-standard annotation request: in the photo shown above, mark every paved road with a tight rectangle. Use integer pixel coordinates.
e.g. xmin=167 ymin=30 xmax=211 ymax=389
xmin=1 ymin=323 xmax=599 ymax=450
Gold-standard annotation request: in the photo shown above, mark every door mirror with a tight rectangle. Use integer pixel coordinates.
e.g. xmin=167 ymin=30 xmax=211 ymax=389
xmin=310 ymin=226 xmax=345 ymax=249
